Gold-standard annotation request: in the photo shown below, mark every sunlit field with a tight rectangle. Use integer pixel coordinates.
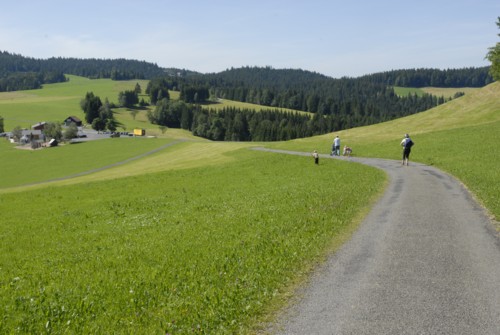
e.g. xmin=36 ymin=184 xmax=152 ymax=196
xmin=0 ymin=147 xmax=384 ymax=334
xmin=0 ymin=77 xmax=498 ymax=333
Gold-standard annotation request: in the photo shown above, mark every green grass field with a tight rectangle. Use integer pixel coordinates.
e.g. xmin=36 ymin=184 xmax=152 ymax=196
xmin=0 ymin=146 xmax=384 ymax=334
xmin=393 ymin=86 xmax=478 ymax=98
xmin=0 ymin=77 xmax=498 ymax=334
xmin=0 ymin=75 xmax=150 ymax=130
xmin=0 ymin=137 xmax=177 ymax=189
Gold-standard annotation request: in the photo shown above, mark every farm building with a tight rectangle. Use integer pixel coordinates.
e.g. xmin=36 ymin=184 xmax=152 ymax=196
xmin=31 ymin=122 xmax=47 ymax=131
xmin=64 ymin=116 xmax=82 ymax=127
xmin=19 ymin=130 xmax=43 ymax=144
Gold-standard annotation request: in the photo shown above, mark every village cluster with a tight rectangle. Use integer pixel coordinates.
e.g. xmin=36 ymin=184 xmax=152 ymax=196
xmin=1 ymin=116 xmax=146 ymax=149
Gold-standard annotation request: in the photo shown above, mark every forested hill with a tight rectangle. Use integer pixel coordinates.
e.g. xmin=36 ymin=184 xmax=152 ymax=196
xmin=360 ymin=67 xmax=492 ymax=88
xmin=0 ymin=51 xmax=198 ymax=92
xmin=195 ymin=65 xmax=492 ymax=92
xmin=183 ymin=67 xmax=463 ymax=123
xmin=0 ymin=51 xmax=164 ymax=80
xmin=146 ymin=65 xmax=493 ymax=142
xmin=158 ymin=65 xmax=491 ymax=134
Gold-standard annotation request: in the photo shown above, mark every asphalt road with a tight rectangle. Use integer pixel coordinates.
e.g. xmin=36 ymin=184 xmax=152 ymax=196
xmin=260 ymin=150 xmax=500 ymax=335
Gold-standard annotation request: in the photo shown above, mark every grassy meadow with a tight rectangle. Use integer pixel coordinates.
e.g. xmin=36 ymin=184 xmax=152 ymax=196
xmin=0 ymin=138 xmax=176 ymax=189
xmin=0 ymin=75 xmax=149 ymax=130
xmin=0 ymin=76 xmax=499 ymax=333
xmin=0 ymin=76 xmax=386 ymax=333
xmin=0 ymin=75 xmax=305 ymax=137
xmin=393 ymin=86 xmax=478 ymax=98
xmin=0 ymin=145 xmax=384 ymax=334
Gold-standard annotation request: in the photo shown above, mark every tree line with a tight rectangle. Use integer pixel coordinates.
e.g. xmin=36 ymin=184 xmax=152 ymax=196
xmin=146 ymin=95 xmax=447 ymax=142
xmin=0 ymin=51 xmax=169 ymax=92
xmin=0 ymin=70 xmax=67 ymax=92
xmin=1 ymin=51 xmax=165 ymax=79
xmin=80 ymin=92 xmax=122 ymax=132
xmin=190 ymin=107 xmax=331 ymax=141
xmin=146 ymin=99 xmax=333 ymax=141
xmin=359 ymin=67 xmax=493 ymax=87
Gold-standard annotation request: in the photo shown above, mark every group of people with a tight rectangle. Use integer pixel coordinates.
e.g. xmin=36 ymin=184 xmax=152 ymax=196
xmin=331 ymin=136 xmax=352 ymax=157
xmin=312 ymin=135 xmax=352 ymax=165
xmin=312 ymin=133 xmax=414 ymax=165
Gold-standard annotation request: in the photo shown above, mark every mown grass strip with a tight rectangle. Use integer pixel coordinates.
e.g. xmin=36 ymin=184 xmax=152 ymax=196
xmin=0 ymin=138 xmax=174 ymax=189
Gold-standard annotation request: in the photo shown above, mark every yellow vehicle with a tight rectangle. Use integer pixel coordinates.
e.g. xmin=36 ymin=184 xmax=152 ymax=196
xmin=133 ymin=128 xmax=145 ymax=136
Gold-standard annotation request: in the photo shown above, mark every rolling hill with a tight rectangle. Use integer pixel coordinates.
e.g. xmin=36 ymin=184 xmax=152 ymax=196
xmin=0 ymin=73 xmax=498 ymax=334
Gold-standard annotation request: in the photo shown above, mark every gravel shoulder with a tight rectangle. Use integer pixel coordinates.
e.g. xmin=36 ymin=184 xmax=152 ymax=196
xmin=256 ymin=149 xmax=500 ymax=335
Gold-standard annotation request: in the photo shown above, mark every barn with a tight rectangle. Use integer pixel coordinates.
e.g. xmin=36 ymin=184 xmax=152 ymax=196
xmin=31 ymin=122 xmax=47 ymax=131
xmin=64 ymin=116 xmax=83 ymax=127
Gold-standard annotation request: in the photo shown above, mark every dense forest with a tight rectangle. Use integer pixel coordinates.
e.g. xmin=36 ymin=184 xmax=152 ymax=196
xmin=0 ymin=51 xmax=182 ymax=91
xmin=0 ymin=51 xmax=204 ymax=91
xmin=146 ymin=66 xmax=491 ymax=140
xmin=146 ymin=100 xmax=334 ymax=141
xmin=191 ymin=107 xmax=331 ymax=141
xmin=174 ymin=67 xmax=452 ymax=129
xmin=147 ymin=92 xmax=444 ymax=142
xmin=0 ymin=70 xmax=67 ymax=92
xmin=360 ymin=67 xmax=492 ymax=87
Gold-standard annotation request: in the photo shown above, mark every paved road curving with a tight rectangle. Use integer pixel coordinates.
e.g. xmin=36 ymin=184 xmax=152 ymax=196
xmin=256 ymin=149 xmax=500 ymax=335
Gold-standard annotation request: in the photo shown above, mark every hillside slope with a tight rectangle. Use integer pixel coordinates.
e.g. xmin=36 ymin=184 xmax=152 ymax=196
xmin=267 ymin=81 xmax=500 ymax=220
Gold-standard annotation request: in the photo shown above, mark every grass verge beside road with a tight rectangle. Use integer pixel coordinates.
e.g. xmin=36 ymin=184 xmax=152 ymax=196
xmin=0 ymin=148 xmax=385 ymax=334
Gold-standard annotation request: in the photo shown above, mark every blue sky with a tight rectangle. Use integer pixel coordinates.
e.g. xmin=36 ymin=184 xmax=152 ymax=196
xmin=1 ymin=0 xmax=498 ymax=78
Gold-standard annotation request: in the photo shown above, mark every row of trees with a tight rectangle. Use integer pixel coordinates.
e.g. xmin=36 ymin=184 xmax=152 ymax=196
xmin=179 ymin=85 xmax=210 ymax=103
xmin=147 ymin=96 xmax=444 ymax=142
xmin=0 ymin=71 xmax=66 ymax=92
xmin=146 ymin=99 xmax=327 ymax=141
xmin=191 ymin=107 xmax=330 ymax=141
xmin=0 ymin=51 xmax=166 ymax=81
xmin=360 ymin=67 xmax=493 ymax=87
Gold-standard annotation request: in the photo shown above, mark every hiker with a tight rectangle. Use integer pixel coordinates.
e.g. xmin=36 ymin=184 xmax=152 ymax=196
xmin=312 ymin=150 xmax=319 ymax=164
xmin=332 ymin=135 xmax=341 ymax=156
xmin=400 ymin=133 xmax=414 ymax=166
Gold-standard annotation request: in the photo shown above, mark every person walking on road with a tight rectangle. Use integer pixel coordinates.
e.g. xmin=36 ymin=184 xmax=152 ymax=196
xmin=312 ymin=150 xmax=319 ymax=164
xmin=400 ymin=133 xmax=414 ymax=166
xmin=332 ymin=136 xmax=341 ymax=156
